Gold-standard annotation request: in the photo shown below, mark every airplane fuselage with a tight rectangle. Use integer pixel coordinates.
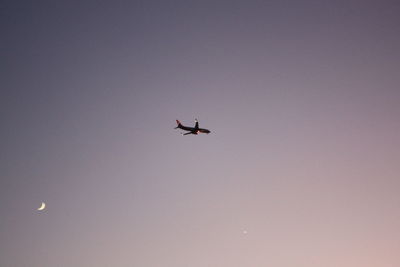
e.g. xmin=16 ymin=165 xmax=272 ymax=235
xmin=177 ymin=125 xmax=210 ymax=134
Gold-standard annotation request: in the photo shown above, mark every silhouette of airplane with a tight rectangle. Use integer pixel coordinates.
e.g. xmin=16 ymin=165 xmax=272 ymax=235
xmin=174 ymin=119 xmax=211 ymax=135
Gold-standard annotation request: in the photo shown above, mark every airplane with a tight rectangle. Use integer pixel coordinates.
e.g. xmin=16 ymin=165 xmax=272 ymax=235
xmin=174 ymin=119 xmax=211 ymax=135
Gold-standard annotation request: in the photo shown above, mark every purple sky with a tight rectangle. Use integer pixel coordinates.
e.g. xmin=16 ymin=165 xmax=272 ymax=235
xmin=1 ymin=1 xmax=400 ymax=266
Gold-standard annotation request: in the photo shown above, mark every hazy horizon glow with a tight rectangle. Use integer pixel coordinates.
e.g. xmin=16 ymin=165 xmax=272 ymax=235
xmin=1 ymin=1 xmax=400 ymax=266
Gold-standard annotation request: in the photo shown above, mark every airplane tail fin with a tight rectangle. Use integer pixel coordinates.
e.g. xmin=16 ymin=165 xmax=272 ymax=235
xmin=175 ymin=120 xmax=182 ymax=129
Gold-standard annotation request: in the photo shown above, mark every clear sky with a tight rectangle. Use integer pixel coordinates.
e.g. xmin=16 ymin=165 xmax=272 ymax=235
xmin=1 ymin=1 xmax=400 ymax=266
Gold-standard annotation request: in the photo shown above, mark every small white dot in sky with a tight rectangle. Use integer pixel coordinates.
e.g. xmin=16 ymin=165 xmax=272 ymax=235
xmin=243 ymin=230 xmax=248 ymax=234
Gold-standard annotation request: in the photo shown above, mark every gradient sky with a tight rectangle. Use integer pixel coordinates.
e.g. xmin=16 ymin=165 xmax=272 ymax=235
xmin=1 ymin=1 xmax=400 ymax=266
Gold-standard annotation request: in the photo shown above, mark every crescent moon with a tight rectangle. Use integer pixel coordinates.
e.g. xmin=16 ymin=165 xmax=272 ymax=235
xmin=37 ymin=202 xmax=46 ymax=211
